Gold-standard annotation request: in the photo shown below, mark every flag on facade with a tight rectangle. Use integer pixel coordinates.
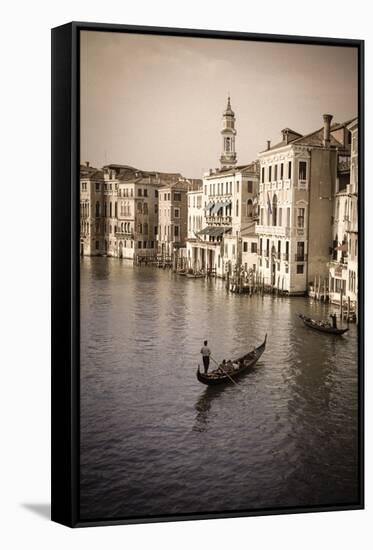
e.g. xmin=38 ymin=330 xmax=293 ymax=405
xmin=267 ymin=192 xmax=272 ymax=215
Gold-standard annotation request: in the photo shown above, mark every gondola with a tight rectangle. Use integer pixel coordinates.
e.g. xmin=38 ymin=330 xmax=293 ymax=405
xmin=196 ymin=335 xmax=267 ymax=386
xmin=298 ymin=313 xmax=349 ymax=335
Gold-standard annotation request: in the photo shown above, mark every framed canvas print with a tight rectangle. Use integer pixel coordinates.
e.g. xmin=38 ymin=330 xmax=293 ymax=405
xmin=51 ymin=22 xmax=364 ymax=527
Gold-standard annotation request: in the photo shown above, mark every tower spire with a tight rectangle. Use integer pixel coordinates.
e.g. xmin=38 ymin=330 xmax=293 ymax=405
xmin=220 ymin=96 xmax=237 ymax=168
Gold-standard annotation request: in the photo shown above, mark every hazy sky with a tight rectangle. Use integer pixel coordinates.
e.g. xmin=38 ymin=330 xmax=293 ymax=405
xmin=81 ymin=31 xmax=358 ymax=178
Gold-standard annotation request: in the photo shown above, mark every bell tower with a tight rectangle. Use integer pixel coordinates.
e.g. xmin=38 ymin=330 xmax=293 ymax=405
xmin=220 ymin=96 xmax=237 ymax=168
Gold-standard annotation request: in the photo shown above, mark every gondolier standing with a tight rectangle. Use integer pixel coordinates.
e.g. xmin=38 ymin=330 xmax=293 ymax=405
xmin=330 ymin=313 xmax=337 ymax=328
xmin=200 ymin=340 xmax=211 ymax=374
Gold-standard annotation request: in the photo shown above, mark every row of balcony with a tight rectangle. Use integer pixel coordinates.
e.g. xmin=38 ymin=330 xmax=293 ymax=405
xmin=115 ymin=231 xmax=134 ymax=239
xmin=256 ymin=225 xmax=291 ymax=237
xmin=255 ymin=225 xmax=307 ymax=238
xmin=259 ymin=251 xmax=307 ymax=262
xmin=205 ymin=215 xmax=232 ymax=226
xmin=259 ymin=179 xmax=308 ymax=191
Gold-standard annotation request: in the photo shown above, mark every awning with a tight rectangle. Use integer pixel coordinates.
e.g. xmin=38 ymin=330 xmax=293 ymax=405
xmin=197 ymin=227 xmax=232 ymax=237
xmin=211 ymin=201 xmax=224 ymax=214
xmin=204 ymin=201 xmax=214 ymax=211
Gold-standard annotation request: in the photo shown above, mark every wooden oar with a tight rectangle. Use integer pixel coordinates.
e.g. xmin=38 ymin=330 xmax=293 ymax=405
xmin=210 ymin=355 xmax=239 ymax=386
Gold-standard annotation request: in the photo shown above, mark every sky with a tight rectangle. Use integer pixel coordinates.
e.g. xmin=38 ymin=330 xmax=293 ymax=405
xmin=80 ymin=31 xmax=358 ymax=179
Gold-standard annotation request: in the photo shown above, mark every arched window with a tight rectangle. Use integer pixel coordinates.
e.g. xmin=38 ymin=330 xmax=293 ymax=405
xmin=236 ymin=199 xmax=239 ymax=217
xmin=137 ymin=202 xmax=142 ymax=213
xmin=247 ymin=199 xmax=253 ymax=217
xmin=272 ymin=195 xmax=278 ymax=226
xmin=95 ymin=201 xmax=100 ymax=217
xmin=226 ymin=137 xmax=231 ymax=152
xmin=115 ymin=202 xmax=117 ymax=218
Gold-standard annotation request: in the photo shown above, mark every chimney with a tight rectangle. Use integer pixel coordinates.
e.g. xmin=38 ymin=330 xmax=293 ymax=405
xmin=85 ymin=161 xmax=90 ymax=167
xmin=267 ymin=140 xmax=271 ymax=151
xmin=323 ymin=114 xmax=333 ymax=147
xmin=281 ymin=129 xmax=289 ymax=144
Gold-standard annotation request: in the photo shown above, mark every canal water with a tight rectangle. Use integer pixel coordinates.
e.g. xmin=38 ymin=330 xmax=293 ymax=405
xmin=80 ymin=257 xmax=359 ymax=521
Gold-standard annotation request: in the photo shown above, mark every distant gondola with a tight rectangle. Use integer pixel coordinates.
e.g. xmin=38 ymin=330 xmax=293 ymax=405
xmin=196 ymin=335 xmax=267 ymax=386
xmin=298 ymin=313 xmax=349 ymax=335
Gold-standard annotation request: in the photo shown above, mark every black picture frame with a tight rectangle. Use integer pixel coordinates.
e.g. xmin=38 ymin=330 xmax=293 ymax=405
xmin=51 ymin=21 xmax=364 ymax=528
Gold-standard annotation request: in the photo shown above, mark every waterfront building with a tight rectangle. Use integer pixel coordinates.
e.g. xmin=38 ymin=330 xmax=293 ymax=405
xmin=187 ymin=184 xmax=204 ymax=241
xmin=80 ymin=163 xmax=195 ymax=260
xmin=116 ymin=169 xmax=160 ymax=260
xmin=256 ymin=115 xmax=353 ymax=295
xmin=157 ymin=180 xmax=189 ymax=258
xmin=80 ymin=162 xmax=105 ymax=256
xmin=186 ymin=97 xmax=259 ymax=276
xmin=329 ymin=119 xmax=358 ymax=315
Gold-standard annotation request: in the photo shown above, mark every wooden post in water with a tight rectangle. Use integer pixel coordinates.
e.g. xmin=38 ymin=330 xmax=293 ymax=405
xmin=347 ymin=296 xmax=351 ymax=324
xmin=313 ymin=275 xmax=316 ymax=299
xmin=318 ymin=275 xmax=321 ymax=301
xmin=340 ymin=289 xmax=343 ymax=319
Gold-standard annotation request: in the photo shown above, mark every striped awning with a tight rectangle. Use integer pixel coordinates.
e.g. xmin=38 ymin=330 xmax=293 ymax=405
xmin=211 ymin=201 xmax=224 ymax=214
xmin=204 ymin=201 xmax=214 ymax=211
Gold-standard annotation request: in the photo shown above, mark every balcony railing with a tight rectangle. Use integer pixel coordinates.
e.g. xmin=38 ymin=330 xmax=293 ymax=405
xmin=205 ymin=215 xmax=232 ymax=226
xmin=345 ymin=219 xmax=358 ymax=233
xmin=115 ymin=231 xmax=134 ymax=239
xmin=330 ymin=254 xmax=348 ymax=265
xmin=255 ymin=225 xmax=290 ymax=237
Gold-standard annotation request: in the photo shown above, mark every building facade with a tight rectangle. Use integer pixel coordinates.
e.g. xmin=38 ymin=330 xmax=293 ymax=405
xmin=157 ymin=180 xmax=189 ymax=258
xmin=80 ymin=162 xmax=105 ymax=257
xmin=256 ymin=115 xmax=352 ymax=295
xmin=186 ymin=97 xmax=259 ymax=277
xmin=80 ymin=164 xmax=195 ymax=260
xmin=329 ymin=119 xmax=358 ymax=315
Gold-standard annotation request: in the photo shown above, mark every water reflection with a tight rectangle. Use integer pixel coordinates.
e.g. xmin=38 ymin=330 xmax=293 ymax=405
xmin=193 ymin=385 xmax=227 ymax=433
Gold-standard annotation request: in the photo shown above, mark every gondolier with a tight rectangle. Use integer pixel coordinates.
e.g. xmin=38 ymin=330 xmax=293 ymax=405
xmin=330 ymin=313 xmax=337 ymax=328
xmin=200 ymin=340 xmax=211 ymax=374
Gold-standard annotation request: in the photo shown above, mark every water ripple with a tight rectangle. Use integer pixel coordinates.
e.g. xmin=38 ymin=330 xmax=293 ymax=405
xmin=80 ymin=258 xmax=359 ymax=520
